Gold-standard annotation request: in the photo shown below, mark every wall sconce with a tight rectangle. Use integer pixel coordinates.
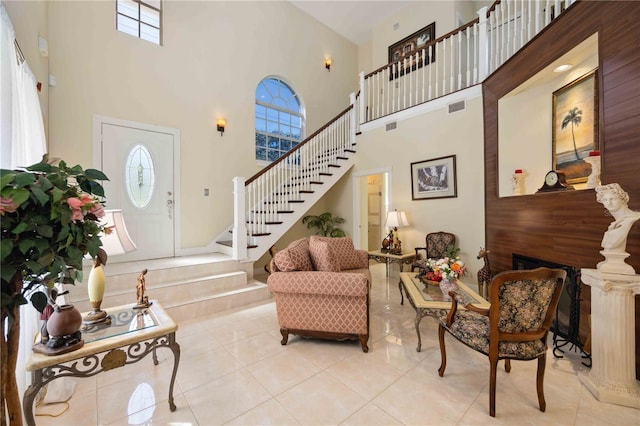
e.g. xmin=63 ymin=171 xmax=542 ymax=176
xmin=216 ymin=118 xmax=226 ymax=136
xmin=324 ymin=58 xmax=332 ymax=71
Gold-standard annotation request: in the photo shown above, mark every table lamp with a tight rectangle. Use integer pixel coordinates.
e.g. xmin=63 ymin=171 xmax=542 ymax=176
xmin=383 ymin=210 xmax=409 ymax=254
xmin=84 ymin=210 xmax=136 ymax=324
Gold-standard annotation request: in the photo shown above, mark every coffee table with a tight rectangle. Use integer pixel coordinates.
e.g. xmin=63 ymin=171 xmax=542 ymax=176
xmin=23 ymin=300 xmax=180 ymax=425
xmin=398 ymin=272 xmax=489 ymax=352
xmin=368 ymin=250 xmax=416 ymax=276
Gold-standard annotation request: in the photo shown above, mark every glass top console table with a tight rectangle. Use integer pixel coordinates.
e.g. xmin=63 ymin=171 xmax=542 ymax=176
xmin=398 ymin=272 xmax=489 ymax=352
xmin=368 ymin=250 xmax=416 ymax=276
xmin=23 ymin=300 xmax=180 ymax=425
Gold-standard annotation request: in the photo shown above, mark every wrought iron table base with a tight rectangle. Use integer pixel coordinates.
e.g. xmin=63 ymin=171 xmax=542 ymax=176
xmin=23 ymin=333 xmax=180 ymax=425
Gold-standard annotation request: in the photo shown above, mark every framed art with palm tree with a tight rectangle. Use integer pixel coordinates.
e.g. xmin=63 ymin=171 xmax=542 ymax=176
xmin=552 ymin=69 xmax=599 ymax=185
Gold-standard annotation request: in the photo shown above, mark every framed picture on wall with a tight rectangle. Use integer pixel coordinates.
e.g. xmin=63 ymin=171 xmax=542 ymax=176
xmin=388 ymin=22 xmax=436 ymax=79
xmin=411 ymin=155 xmax=457 ymax=200
xmin=552 ymin=69 xmax=599 ymax=185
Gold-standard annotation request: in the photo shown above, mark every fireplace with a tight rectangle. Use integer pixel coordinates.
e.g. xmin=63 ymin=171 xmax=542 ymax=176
xmin=512 ymin=253 xmax=591 ymax=366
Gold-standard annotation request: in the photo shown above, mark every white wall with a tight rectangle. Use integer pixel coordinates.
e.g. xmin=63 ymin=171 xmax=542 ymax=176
xmin=325 ymin=92 xmax=487 ymax=284
xmin=45 ymin=0 xmax=359 ymax=249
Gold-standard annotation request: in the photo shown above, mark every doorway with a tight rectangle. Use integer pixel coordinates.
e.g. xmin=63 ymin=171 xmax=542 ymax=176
xmin=93 ymin=116 xmax=181 ymax=262
xmin=352 ymin=167 xmax=391 ymax=251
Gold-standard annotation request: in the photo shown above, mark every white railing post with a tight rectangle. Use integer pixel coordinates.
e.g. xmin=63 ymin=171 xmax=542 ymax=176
xmin=477 ymin=6 xmax=489 ymax=82
xmin=232 ymin=176 xmax=247 ymax=261
xmin=358 ymin=71 xmax=366 ymax=125
xmin=349 ymin=93 xmax=357 ymax=145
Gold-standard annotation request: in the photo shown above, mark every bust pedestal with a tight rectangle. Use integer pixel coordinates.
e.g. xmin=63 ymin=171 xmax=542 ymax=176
xmin=579 ymin=268 xmax=640 ymax=408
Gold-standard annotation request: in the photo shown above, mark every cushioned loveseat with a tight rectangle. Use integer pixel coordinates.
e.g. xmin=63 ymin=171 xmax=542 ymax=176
xmin=267 ymin=236 xmax=371 ymax=352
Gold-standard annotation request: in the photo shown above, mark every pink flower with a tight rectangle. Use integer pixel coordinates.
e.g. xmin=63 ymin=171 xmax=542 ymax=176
xmin=89 ymin=203 xmax=105 ymax=219
xmin=0 ymin=197 xmax=17 ymax=215
xmin=80 ymin=194 xmax=94 ymax=206
xmin=66 ymin=197 xmax=83 ymax=210
xmin=70 ymin=208 xmax=84 ymax=221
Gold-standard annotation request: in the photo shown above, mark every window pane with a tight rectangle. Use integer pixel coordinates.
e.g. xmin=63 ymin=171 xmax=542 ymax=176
xmin=266 ymin=108 xmax=278 ymax=122
xmin=279 ymin=82 xmax=294 ymax=99
xmin=255 ymin=105 xmax=266 ymax=119
xmin=268 ymin=136 xmax=279 ymax=149
xmin=117 ymin=0 xmax=139 ymax=19
xmin=256 ymin=147 xmax=266 ymax=161
xmin=117 ymin=15 xmax=139 ymax=37
xmin=267 ymin=150 xmax=280 ymax=162
xmin=264 ymin=79 xmax=280 ymax=97
xmin=143 ymin=0 xmax=161 ymax=11
xmin=291 ymin=127 xmax=301 ymax=139
xmin=281 ymin=125 xmax=291 ymax=137
xmin=256 ymin=84 xmax=270 ymax=102
xmin=272 ymin=98 xmax=286 ymax=109
xmin=279 ymin=112 xmax=290 ymax=125
xmin=267 ymin=120 xmax=278 ymax=133
xmin=287 ymin=96 xmax=301 ymax=112
xmin=140 ymin=24 xmax=160 ymax=44
xmin=255 ymin=118 xmax=266 ymax=132
xmin=291 ymin=116 xmax=301 ymax=128
xmin=140 ymin=5 xmax=160 ymax=27
xmin=255 ymin=133 xmax=266 ymax=146
xmin=281 ymin=140 xmax=292 ymax=151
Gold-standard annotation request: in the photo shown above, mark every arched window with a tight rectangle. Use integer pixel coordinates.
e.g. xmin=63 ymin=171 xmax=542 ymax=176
xmin=255 ymin=77 xmax=304 ymax=162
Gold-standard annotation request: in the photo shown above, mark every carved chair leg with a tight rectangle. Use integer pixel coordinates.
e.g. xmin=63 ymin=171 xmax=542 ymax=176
xmin=504 ymin=358 xmax=511 ymax=373
xmin=489 ymin=357 xmax=498 ymax=417
xmin=537 ymin=354 xmax=547 ymax=412
xmin=279 ymin=328 xmax=289 ymax=346
xmin=359 ymin=334 xmax=369 ymax=353
xmin=437 ymin=324 xmax=447 ymax=377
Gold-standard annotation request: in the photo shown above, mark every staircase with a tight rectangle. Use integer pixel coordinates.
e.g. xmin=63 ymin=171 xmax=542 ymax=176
xmin=67 ymin=0 xmax=577 ymax=320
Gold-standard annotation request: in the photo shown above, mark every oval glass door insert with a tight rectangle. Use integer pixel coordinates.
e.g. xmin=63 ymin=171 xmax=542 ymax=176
xmin=125 ymin=144 xmax=155 ymax=208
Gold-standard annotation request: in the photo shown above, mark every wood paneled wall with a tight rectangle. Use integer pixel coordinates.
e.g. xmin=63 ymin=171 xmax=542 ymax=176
xmin=483 ymin=1 xmax=640 ymax=376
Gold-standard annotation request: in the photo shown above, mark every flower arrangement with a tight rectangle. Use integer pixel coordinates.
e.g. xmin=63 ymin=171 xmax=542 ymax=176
xmin=424 ymin=256 xmax=467 ymax=282
xmin=1 ymin=159 xmax=108 ymax=423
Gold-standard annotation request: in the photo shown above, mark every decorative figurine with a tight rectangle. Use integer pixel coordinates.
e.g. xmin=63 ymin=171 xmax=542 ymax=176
xmin=135 ymin=268 xmax=151 ymax=308
xmin=32 ymin=288 xmax=84 ymax=356
xmin=477 ymin=247 xmax=495 ymax=299
xmin=584 ymin=150 xmax=601 ymax=189
xmin=511 ymin=169 xmax=525 ymax=195
xmin=595 ymin=183 xmax=640 ymax=275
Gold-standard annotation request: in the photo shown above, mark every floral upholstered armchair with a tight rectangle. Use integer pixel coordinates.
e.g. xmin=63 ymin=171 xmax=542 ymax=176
xmin=411 ymin=231 xmax=456 ymax=275
xmin=437 ymin=267 xmax=566 ymax=417
xmin=267 ymin=236 xmax=371 ymax=352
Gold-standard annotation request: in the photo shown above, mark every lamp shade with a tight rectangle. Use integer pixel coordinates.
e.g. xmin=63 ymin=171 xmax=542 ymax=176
xmin=100 ymin=209 xmax=136 ymax=255
xmin=385 ymin=210 xmax=409 ymax=228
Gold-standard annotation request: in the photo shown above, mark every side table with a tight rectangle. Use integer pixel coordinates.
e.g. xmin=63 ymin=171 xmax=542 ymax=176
xmin=368 ymin=250 xmax=416 ymax=276
xmin=23 ymin=300 xmax=180 ymax=425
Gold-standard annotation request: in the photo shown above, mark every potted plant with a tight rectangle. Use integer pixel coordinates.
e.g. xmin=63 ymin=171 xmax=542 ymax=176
xmin=0 ymin=159 xmax=108 ymax=425
xmin=302 ymin=212 xmax=346 ymax=237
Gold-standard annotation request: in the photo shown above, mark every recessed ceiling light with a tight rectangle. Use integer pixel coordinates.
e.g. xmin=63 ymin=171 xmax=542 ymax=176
xmin=554 ymin=64 xmax=573 ymax=73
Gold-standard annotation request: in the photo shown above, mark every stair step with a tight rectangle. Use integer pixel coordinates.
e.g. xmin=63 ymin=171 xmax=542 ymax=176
xmin=344 ymin=149 xmax=356 ymax=153
xmin=251 ymin=210 xmax=294 ymax=214
xmin=319 ymin=172 xmax=333 ymax=176
xmin=247 ymin=220 xmax=283 ymax=225
xmin=263 ymin=200 xmax=304 ymax=204
xmin=217 ymin=240 xmax=258 ymax=249
xmin=328 ymin=164 xmax=340 ymax=168
xmin=251 ymin=232 xmax=271 ymax=237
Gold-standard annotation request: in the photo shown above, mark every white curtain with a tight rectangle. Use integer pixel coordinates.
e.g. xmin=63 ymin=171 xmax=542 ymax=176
xmin=1 ymin=3 xmax=48 ymax=403
xmin=1 ymin=4 xmax=46 ymax=169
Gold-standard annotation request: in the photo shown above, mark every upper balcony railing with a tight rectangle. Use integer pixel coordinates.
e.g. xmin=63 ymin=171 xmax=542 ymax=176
xmin=359 ymin=0 xmax=577 ymax=124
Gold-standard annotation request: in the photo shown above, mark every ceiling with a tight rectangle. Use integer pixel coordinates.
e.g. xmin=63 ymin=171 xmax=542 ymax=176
xmin=288 ymin=1 xmax=412 ymax=45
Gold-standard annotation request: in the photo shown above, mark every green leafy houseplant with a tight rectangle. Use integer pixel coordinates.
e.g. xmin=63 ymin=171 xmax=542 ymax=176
xmin=0 ymin=160 xmax=108 ymax=425
xmin=302 ymin=212 xmax=346 ymax=237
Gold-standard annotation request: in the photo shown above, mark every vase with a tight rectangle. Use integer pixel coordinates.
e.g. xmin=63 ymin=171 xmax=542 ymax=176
xmin=439 ymin=278 xmax=458 ymax=298
xmin=47 ymin=304 xmax=82 ymax=338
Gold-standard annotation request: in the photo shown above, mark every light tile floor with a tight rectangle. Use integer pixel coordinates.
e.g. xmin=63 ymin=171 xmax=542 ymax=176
xmin=34 ymin=264 xmax=639 ymax=425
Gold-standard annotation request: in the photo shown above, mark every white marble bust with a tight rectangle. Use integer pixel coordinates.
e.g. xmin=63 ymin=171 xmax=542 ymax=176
xmin=595 ymin=183 xmax=640 ymax=275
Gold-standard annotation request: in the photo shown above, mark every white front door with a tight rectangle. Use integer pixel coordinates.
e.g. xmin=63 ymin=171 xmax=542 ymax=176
xmin=99 ymin=121 xmax=176 ymax=262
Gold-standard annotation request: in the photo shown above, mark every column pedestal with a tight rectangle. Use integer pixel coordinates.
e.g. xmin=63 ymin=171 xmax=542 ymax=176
xmin=579 ymin=268 xmax=640 ymax=408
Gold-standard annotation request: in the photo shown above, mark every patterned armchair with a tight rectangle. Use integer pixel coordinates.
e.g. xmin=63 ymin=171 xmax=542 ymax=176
xmin=411 ymin=231 xmax=456 ymax=274
xmin=437 ymin=267 xmax=566 ymax=417
xmin=267 ymin=236 xmax=371 ymax=352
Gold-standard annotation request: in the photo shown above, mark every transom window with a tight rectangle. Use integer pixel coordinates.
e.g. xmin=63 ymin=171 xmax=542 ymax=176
xmin=255 ymin=78 xmax=304 ymax=162
xmin=116 ymin=0 xmax=162 ymax=45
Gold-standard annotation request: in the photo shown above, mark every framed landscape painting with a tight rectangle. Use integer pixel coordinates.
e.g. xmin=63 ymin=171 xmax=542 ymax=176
xmin=411 ymin=155 xmax=457 ymax=200
xmin=552 ymin=69 xmax=599 ymax=184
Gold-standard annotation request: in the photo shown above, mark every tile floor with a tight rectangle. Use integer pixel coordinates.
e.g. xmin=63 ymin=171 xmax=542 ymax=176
xmin=34 ymin=263 xmax=639 ymax=425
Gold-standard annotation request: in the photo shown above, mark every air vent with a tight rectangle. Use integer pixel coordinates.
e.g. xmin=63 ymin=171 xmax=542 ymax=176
xmin=448 ymin=100 xmax=466 ymax=114
xmin=385 ymin=121 xmax=397 ymax=131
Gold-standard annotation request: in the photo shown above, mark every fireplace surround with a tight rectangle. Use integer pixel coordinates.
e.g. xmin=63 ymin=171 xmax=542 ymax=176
xmin=512 ymin=253 xmax=591 ymax=366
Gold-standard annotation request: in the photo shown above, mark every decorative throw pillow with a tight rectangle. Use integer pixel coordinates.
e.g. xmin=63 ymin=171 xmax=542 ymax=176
xmin=273 ymin=249 xmax=296 ymax=272
xmin=309 ymin=239 xmax=341 ymax=272
xmin=287 ymin=238 xmax=313 ymax=271
xmin=310 ymin=236 xmax=361 ymax=270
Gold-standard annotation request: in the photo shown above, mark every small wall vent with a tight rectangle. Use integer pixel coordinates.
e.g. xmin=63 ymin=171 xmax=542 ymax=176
xmin=448 ymin=100 xmax=466 ymax=114
xmin=385 ymin=121 xmax=397 ymax=131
